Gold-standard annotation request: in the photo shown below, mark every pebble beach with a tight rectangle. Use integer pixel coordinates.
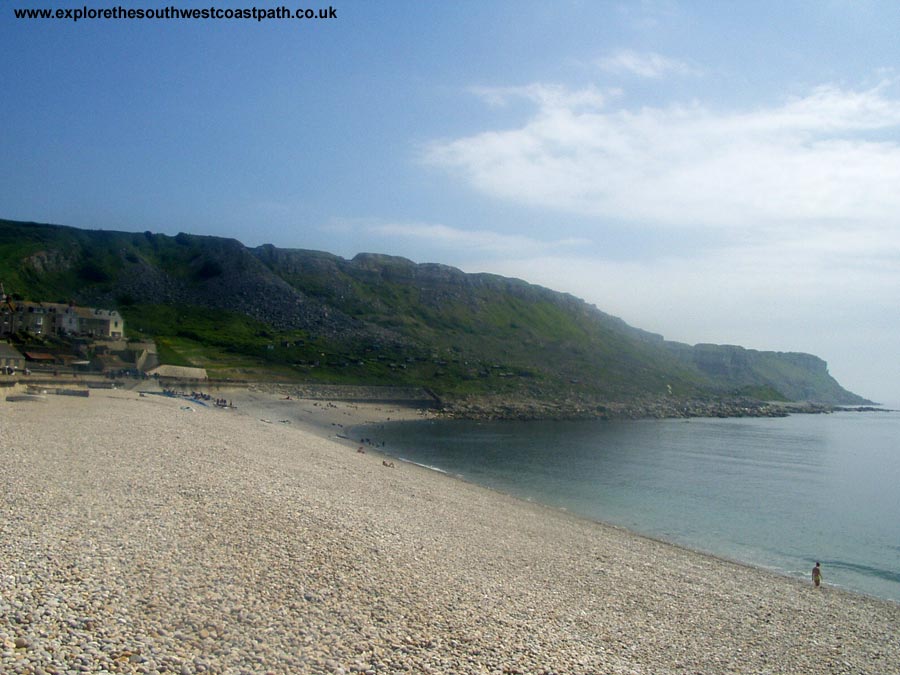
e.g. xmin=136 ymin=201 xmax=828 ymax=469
xmin=2 ymin=388 xmax=899 ymax=675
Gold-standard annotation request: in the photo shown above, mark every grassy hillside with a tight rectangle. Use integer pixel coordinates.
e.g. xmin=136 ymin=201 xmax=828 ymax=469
xmin=0 ymin=218 xmax=870 ymax=405
xmin=253 ymin=248 xmax=714 ymax=399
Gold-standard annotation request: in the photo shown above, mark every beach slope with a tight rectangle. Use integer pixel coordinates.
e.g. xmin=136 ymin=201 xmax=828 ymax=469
xmin=2 ymin=390 xmax=897 ymax=674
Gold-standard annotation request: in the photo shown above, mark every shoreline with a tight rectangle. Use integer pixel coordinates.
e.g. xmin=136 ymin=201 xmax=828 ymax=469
xmin=7 ymin=374 xmax=886 ymax=421
xmin=3 ymin=389 xmax=899 ymax=674
xmin=233 ymin=389 xmax=899 ymax=604
xmin=9 ymin=384 xmax=895 ymax=598
xmin=346 ymin=414 xmax=899 ymax=608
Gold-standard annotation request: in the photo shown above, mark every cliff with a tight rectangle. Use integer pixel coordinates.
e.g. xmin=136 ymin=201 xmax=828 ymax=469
xmin=0 ymin=218 xmax=871 ymax=409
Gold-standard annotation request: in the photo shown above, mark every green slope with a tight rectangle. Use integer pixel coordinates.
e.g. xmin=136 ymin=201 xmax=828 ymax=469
xmin=0 ymin=218 xmax=870 ymax=405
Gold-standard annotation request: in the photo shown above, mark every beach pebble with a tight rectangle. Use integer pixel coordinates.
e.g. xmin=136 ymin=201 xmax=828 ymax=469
xmin=1 ymin=389 xmax=898 ymax=675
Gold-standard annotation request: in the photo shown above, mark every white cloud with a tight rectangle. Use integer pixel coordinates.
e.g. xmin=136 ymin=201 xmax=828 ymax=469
xmin=424 ymin=82 xmax=900 ymax=242
xmin=478 ymin=235 xmax=898 ymax=332
xmin=471 ymin=239 xmax=900 ymax=401
xmin=368 ymin=221 xmax=591 ymax=257
xmin=470 ymin=83 xmax=609 ymax=111
xmin=420 ymin=79 xmax=900 ymax=401
xmin=598 ymin=49 xmax=700 ymax=78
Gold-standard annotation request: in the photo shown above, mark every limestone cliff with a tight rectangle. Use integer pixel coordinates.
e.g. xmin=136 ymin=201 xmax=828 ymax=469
xmin=0 ymin=218 xmax=871 ymax=407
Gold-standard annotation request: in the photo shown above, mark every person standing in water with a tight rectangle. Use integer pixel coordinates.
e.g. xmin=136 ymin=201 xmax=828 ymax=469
xmin=812 ymin=562 xmax=822 ymax=587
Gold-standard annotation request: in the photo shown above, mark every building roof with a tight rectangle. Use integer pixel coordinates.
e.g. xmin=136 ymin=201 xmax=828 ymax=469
xmin=147 ymin=365 xmax=209 ymax=380
xmin=75 ymin=306 xmax=122 ymax=319
xmin=24 ymin=351 xmax=57 ymax=361
xmin=40 ymin=302 xmax=76 ymax=313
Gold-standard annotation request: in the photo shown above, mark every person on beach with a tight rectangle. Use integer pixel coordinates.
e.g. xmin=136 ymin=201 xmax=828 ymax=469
xmin=812 ymin=562 xmax=822 ymax=587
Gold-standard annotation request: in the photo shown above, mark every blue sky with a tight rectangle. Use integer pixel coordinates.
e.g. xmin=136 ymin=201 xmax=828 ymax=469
xmin=2 ymin=1 xmax=899 ymax=403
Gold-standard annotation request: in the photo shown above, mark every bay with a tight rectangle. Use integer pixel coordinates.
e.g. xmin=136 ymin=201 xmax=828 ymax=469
xmin=356 ymin=410 xmax=900 ymax=603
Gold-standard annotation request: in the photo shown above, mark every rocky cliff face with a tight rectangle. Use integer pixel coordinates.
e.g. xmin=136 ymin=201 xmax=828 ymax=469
xmin=82 ymin=234 xmax=369 ymax=338
xmin=1 ymin=218 xmax=871 ymax=406
xmin=662 ymin=342 xmax=864 ymax=404
xmin=252 ymin=247 xmax=868 ymax=405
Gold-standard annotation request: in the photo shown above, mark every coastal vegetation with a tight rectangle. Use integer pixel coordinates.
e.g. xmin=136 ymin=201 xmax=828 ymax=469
xmin=0 ymin=218 xmax=870 ymax=412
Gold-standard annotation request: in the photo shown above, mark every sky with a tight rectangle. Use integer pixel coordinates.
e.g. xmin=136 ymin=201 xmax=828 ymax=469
xmin=2 ymin=0 xmax=899 ymax=403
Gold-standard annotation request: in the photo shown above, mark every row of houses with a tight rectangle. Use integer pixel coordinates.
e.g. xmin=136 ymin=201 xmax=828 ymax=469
xmin=0 ymin=287 xmax=209 ymax=380
xmin=1 ymin=293 xmax=124 ymax=339
xmin=0 ymin=340 xmax=205 ymax=381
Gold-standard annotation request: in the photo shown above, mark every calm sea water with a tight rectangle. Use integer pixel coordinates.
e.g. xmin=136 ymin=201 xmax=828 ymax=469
xmin=355 ymin=410 xmax=900 ymax=603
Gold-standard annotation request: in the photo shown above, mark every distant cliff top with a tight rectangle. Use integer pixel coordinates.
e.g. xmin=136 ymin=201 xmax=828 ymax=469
xmin=0 ymin=218 xmax=871 ymax=410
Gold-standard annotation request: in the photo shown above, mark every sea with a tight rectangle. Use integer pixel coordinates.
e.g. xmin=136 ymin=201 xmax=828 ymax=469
xmin=355 ymin=409 xmax=900 ymax=603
